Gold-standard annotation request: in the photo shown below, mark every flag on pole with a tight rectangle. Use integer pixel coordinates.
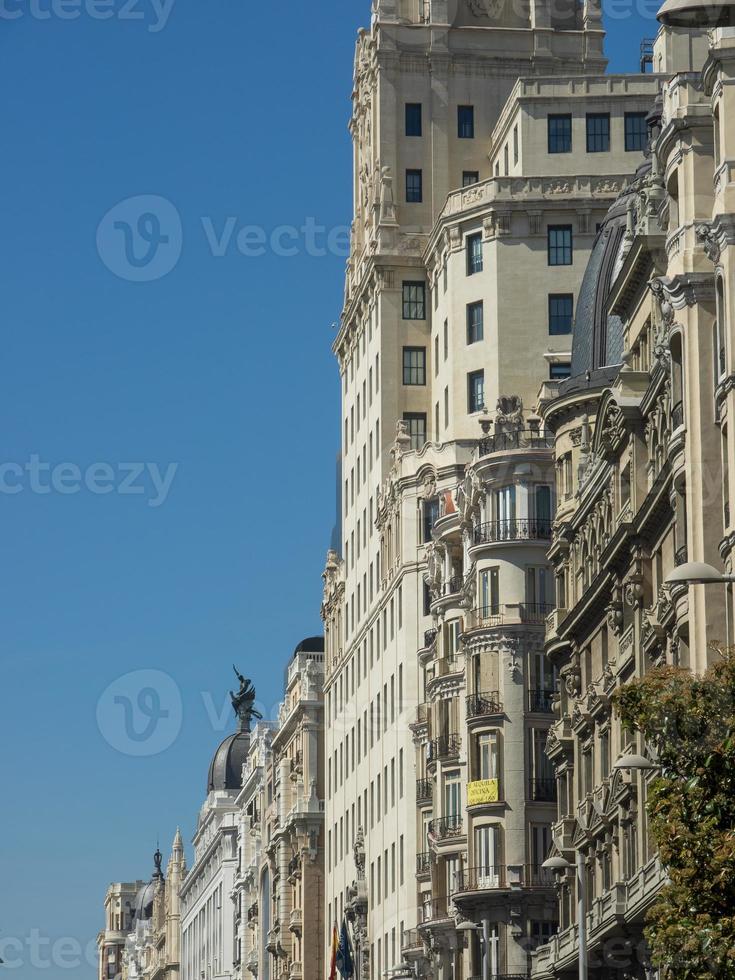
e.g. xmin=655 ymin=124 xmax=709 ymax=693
xmin=336 ymin=919 xmax=354 ymax=979
xmin=328 ymin=923 xmax=339 ymax=980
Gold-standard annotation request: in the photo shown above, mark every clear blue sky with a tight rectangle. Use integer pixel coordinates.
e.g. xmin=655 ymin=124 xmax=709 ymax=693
xmin=0 ymin=2 xmax=658 ymax=976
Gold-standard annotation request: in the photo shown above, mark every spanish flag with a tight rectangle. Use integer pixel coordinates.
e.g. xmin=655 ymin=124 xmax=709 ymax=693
xmin=328 ymin=923 xmax=339 ymax=980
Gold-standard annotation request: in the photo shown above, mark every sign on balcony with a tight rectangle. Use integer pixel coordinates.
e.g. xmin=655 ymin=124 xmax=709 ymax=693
xmin=467 ymin=778 xmax=499 ymax=805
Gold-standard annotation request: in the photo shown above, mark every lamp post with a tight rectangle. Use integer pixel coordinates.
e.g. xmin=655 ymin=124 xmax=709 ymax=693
xmin=664 ymin=561 xmax=735 ymax=586
xmin=456 ymin=917 xmax=492 ymax=980
xmin=542 ymin=853 xmax=587 ymax=980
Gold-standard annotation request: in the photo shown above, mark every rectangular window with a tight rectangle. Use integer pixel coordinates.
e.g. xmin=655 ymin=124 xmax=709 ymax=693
xmin=586 ymin=113 xmax=610 ymax=153
xmin=443 ymin=320 xmax=448 ymax=360
xmin=406 ymin=169 xmax=423 ymax=203
xmin=458 ymin=105 xmax=475 ymax=139
xmin=423 ymin=497 xmax=440 ymax=542
xmin=548 ymin=114 xmax=572 ymax=153
xmin=479 ymin=566 xmax=500 ymax=615
xmin=405 ymin=103 xmax=422 ymax=137
xmin=467 ymin=301 xmax=484 ymax=343
xmin=402 ymin=281 xmax=426 ymax=320
xmin=468 ymin=370 xmax=485 ymax=413
xmin=550 ymin=362 xmax=572 ymax=379
xmin=403 ymin=412 xmax=427 ymax=451
xmin=625 ymin=111 xmax=648 ymax=151
xmin=513 ymin=124 xmax=519 ymax=164
xmin=462 ymin=170 xmax=479 ymax=187
xmin=402 ymin=347 xmax=426 ymax=385
xmin=466 ymin=233 xmax=483 ymax=275
xmin=548 ymin=226 xmax=573 ymax=266
xmin=548 ymin=294 xmax=574 ymax=335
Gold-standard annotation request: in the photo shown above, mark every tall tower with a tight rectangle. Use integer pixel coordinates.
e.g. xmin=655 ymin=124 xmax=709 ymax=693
xmin=165 ymin=829 xmax=185 ymax=978
xmin=323 ymin=0 xmax=609 ymax=976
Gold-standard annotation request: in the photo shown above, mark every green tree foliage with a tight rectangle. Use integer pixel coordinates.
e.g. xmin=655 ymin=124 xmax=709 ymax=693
xmin=613 ymin=654 xmax=735 ymax=978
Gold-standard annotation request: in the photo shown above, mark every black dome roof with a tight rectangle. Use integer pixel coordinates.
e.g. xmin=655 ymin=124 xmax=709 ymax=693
xmin=569 ymin=158 xmax=652 ymax=380
xmin=292 ymin=636 xmax=324 ymax=657
xmin=207 ymin=730 xmax=250 ymax=793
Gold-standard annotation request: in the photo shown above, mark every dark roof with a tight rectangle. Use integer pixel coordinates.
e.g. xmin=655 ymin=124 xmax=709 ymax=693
xmin=207 ymin=730 xmax=250 ymax=793
xmin=293 ymin=636 xmax=325 ymax=657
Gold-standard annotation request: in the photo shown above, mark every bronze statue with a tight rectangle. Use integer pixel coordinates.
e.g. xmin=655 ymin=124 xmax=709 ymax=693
xmin=230 ymin=666 xmax=263 ymax=731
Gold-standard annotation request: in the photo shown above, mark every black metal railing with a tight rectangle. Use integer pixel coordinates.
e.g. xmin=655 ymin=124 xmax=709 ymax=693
xmin=529 ymin=778 xmax=557 ymax=802
xmin=442 ymin=574 xmax=464 ymax=595
xmin=419 ymin=897 xmax=451 ymax=923
xmin=466 ymin=691 xmax=503 ymax=719
xmin=416 ymin=778 xmax=433 ymax=803
xmin=675 ymin=544 xmax=688 ymax=567
xmin=423 ymin=628 xmax=438 ymax=648
xmin=428 ymin=815 xmax=463 ymax=841
xmin=453 ymin=866 xmax=511 ymax=892
xmin=473 ymin=518 xmax=552 ymax=545
xmin=427 ymin=733 xmax=461 ymax=762
xmin=469 ymin=605 xmax=505 ymax=628
xmin=401 ymin=929 xmax=424 ymax=951
xmin=416 ymin=851 xmax=432 ymax=875
xmin=671 ymin=400 xmax=684 ymax=430
xmin=478 ymin=429 xmax=554 ymax=457
xmin=528 ymin=689 xmax=554 ymax=713
xmin=526 ymin=864 xmax=557 ymax=887
xmin=520 ymin=602 xmax=554 ymax=623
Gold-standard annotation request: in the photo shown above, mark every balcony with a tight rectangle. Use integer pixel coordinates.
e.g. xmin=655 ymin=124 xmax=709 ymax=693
xmin=289 ymin=908 xmax=302 ymax=936
xmin=416 ymin=778 xmax=433 ymax=804
xmin=427 ymin=733 xmax=461 ymax=763
xmin=671 ymin=399 xmax=684 ymax=430
xmin=441 ymin=574 xmax=464 ymax=596
xmin=529 ymin=778 xmax=557 ymax=802
xmin=419 ymin=896 xmax=453 ymax=924
xmin=528 ymin=689 xmax=554 ymax=713
xmin=428 ymin=815 xmax=463 ymax=842
xmin=466 ymin=691 xmax=503 ymax=719
xmin=473 ymin=518 xmax=552 ymax=545
xmin=520 ymin=602 xmax=554 ymax=624
xmin=453 ymin=865 xmax=519 ymax=892
xmin=466 ymin=604 xmax=552 ymax=632
xmin=416 ymin=851 xmax=432 ymax=876
xmin=478 ymin=428 xmax=553 ymax=457
xmin=401 ymin=929 xmax=424 ymax=953
xmin=423 ymin=628 xmax=438 ymax=649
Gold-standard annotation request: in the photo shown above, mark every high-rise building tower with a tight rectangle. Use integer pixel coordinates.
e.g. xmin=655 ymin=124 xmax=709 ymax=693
xmin=321 ymin=1 xmax=617 ymax=976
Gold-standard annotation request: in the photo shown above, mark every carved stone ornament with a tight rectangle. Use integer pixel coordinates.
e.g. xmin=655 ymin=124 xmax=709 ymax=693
xmin=696 ymin=222 xmax=721 ymax=264
xmin=606 ymin=602 xmax=624 ymax=637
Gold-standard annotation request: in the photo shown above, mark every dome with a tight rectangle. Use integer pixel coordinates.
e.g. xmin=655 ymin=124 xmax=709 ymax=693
xmin=292 ymin=636 xmax=325 ymax=657
xmin=207 ymin=730 xmax=250 ymax=793
xmin=657 ymin=0 xmax=734 ymax=25
xmin=569 ymin=157 xmax=653 ymax=381
xmin=132 ymin=849 xmax=164 ymax=924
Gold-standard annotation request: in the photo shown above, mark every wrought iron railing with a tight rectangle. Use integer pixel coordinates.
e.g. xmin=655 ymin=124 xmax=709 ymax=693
xmin=453 ymin=866 xmax=512 ymax=891
xmin=528 ymin=689 xmax=554 ymax=713
xmin=674 ymin=544 xmax=688 ymax=567
xmin=529 ymin=778 xmax=557 ymax=802
xmin=442 ymin=574 xmax=464 ymax=595
xmin=419 ymin=896 xmax=451 ymax=923
xmin=671 ymin=400 xmax=684 ymax=430
xmin=526 ymin=864 xmax=557 ymax=887
xmin=416 ymin=851 xmax=432 ymax=875
xmin=423 ymin=628 xmax=438 ymax=648
xmin=466 ymin=691 xmax=502 ymax=718
xmin=520 ymin=602 xmax=554 ymax=623
xmin=428 ymin=815 xmax=463 ymax=841
xmin=416 ymin=778 xmax=433 ymax=803
xmin=401 ymin=929 xmax=424 ymax=951
xmin=427 ymin=733 xmax=461 ymax=762
xmin=478 ymin=429 xmax=554 ymax=457
xmin=473 ymin=518 xmax=552 ymax=544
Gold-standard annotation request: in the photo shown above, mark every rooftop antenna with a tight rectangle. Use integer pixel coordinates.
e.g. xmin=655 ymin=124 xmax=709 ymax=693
xmin=640 ymin=37 xmax=655 ymax=72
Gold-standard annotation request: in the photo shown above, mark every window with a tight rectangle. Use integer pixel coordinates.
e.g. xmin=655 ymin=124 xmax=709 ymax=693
xmin=477 ymin=732 xmax=500 ymax=783
xmin=548 ymin=114 xmax=572 ymax=153
xmin=586 ymin=113 xmax=610 ymax=153
xmin=402 ymin=347 xmax=426 ymax=386
xmin=443 ymin=320 xmax=448 ymax=360
xmin=468 ymin=370 xmax=485 ymax=413
xmin=548 ymin=226 xmax=573 ymax=266
xmin=458 ymin=105 xmax=474 ymax=139
xmin=503 ymin=144 xmax=509 ymax=175
xmin=624 ymin=112 xmax=648 ymax=151
xmin=402 ymin=281 xmax=426 ymax=319
xmin=548 ymin=294 xmax=574 ymax=334
xmin=405 ymin=103 xmax=422 ymax=137
xmin=479 ymin=567 xmax=499 ymax=616
xmin=513 ymin=124 xmax=519 ymax=164
xmin=423 ymin=497 xmax=440 ymax=543
xmin=466 ymin=233 xmax=483 ymax=275
xmin=403 ymin=412 xmax=427 ymax=450
xmin=467 ymin=301 xmax=484 ymax=343
xmin=463 ymin=170 xmax=479 ymax=186
xmin=406 ymin=169 xmax=423 ymax=203
xmin=550 ymin=362 xmax=571 ymax=380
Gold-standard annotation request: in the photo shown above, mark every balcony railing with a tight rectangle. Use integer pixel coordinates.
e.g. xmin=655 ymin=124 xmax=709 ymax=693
xmin=401 ymin=929 xmax=424 ymax=952
xmin=467 ymin=603 xmax=552 ymax=630
xmin=441 ymin=574 xmax=464 ymax=596
xmin=416 ymin=778 xmax=433 ymax=804
xmin=427 ymin=733 xmax=461 ymax=762
xmin=414 ymin=702 xmax=429 ymax=725
xmin=423 ymin=628 xmax=438 ymax=648
xmin=428 ymin=815 xmax=463 ymax=841
xmin=671 ymin=400 xmax=684 ymax=430
xmin=473 ymin=518 xmax=552 ymax=544
xmin=478 ymin=428 xmax=553 ymax=457
xmin=528 ymin=689 xmax=554 ymax=713
xmin=529 ymin=778 xmax=557 ymax=802
xmin=416 ymin=851 xmax=432 ymax=875
xmin=520 ymin=602 xmax=554 ymax=623
xmin=453 ymin=866 xmax=513 ymax=891
xmin=466 ymin=691 xmax=503 ymax=719
xmin=526 ymin=864 xmax=557 ymax=887
xmin=674 ymin=544 xmax=688 ymax=567
xmin=419 ymin=896 xmax=451 ymax=923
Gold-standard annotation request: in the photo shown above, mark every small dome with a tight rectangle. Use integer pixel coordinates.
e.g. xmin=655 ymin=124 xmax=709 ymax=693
xmin=207 ymin=730 xmax=250 ymax=793
xmin=657 ymin=0 xmax=734 ymax=25
xmin=132 ymin=881 xmax=156 ymax=923
xmin=292 ymin=636 xmax=325 ymax=656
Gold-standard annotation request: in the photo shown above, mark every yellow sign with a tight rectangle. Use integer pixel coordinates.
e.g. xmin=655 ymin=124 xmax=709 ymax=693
xmin=468 ymin=779 xmax=500 ymax=805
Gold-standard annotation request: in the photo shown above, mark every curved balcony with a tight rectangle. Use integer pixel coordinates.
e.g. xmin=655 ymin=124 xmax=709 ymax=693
xmin=426 ymin=733 xmax=461 ymax=764
xmin=453 ymin=865 xmax=556 ymax=895
xmin=473 ymin=518 xmax=552 ymax=545
xmin=428 ymin=815 xmax=463 ymax=842
xmin=423 ymin=628 xmax=438 ymax=649
xmin=464 ymin=604 xmax=552 ymax=633
xmin=466 ymin=691 xmax=503 ymax=719
xmin=419 ymin=896 xmax=453 ymax=924
xmin=416 ymin=851 xmax=432 ymax=876
xmin=478 ymin=429 xmax=553 ymax=457
xmin=416 ymin=778 xmax=433 ymax=804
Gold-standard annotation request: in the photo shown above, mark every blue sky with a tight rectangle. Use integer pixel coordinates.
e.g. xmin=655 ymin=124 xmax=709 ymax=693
xmin=0 ymin=2 xmax=659 ymax=976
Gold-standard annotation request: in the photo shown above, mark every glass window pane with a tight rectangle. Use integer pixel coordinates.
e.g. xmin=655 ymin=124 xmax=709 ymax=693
xmin=405 ymin=103 xmax=422 ymax=137
xmin=548 ymin=114 xmax=572 ymax=153
xmin=467 ymin=301 xmax=484 ymax=343
xmin=458 ymin=105 xmax=474 ymax=139
xmin=406 ymin=169 xmax=423 ymax=203
xmin=466 ymin=233 xmax=483 ymax=275
xmin=625 ymin=111 xmax=647 ymax=151
xmin=548 ymin=226 xmax=573 ymax=266
xmin=586 ymin=113 xmax=610 ymax=153
xmin=548 ymin=293 xmax=574 ymax=334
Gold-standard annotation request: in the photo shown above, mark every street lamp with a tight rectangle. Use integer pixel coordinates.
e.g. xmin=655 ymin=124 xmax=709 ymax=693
xmin=664 ymin=561 xmax=735 ymax=586
xmin=542 ymin=852 xmax=587 ymax=980
xmin=612 ymin=753 xmax=658 ymax=771
xmin=455 ymin=917 xmax=492 ymax=980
